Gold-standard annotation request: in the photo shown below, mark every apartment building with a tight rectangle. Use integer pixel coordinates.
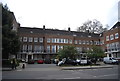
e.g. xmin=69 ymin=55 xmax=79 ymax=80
xmin=103 ymin=22 xmax=120 ymax=59
xmin=18 ymin=26 xmax=101 ymax=62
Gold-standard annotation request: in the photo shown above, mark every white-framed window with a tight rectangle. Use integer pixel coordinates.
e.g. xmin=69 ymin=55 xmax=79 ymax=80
xmin=79 ymin=40 xmax=82 ymax=44
xmin=63 ymin=39 xmax=65 ymax=43
xmin=47 ymin=38 xmax=51 ymax=43
xmin=59 ymin=39 xmax=62 ymax=43
xmin=94 ymin=41 xmax=99 ymax=45
xmin=28 ymin=45 xmax=32 ymax=52
xmin=34 ymin=45 xmax=39 ymax=53
xmin=52 ymin=38 xmax=57 ymax=43
xmin=86 ymin=41 xmax=89 ymax=45
xmin=23 ymin=37 xmax=27 ymax=42
xmin=57 ymin=45 xmax=63 ymax=52
xmin=34 ymin=37 xmax=38 ymax=42
xmin=75 ymin=40 xmax=78 ymax=44
xmin=52 ymin=45 xmax=56 ymax=53
xmin=47 ymin=45 xmax=50 ymax=53
xmin=22 ymin=45 xmax=27 ymax=52
xmin=110 ymin=34 xmax=114 ymax=40
xmin=90 ymin=41 xmax=93 ymax=45
xmin=106 ymin=36 xmax=109 ymax=41
xmin=40 ymin=46 xmax=44 ymax=53
xmin=34 ymin=45 xmax=44 ymax=53
xmin=82 ymin=40 xmax=86 ymax=44
xmin=39 ymin=38 xmax=43 ymax=43
xmin=57 ymin=38 xmax=59 ymax=43
xmin=69 ymin=39 xmax=72 ymax=44
xmin=115 ymin=33 xmax=119 ymax=39
xmin=65 ymin=39 xmax=68 ymax=43
xmin=29 ymin=37 xmax=33 ymax=42
xmin=62 ymin=39 xmax=64 ymax=43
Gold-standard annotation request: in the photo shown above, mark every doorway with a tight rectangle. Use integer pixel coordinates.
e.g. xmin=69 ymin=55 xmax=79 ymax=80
xmin=28 ymin=55 xmax=32 ymax=61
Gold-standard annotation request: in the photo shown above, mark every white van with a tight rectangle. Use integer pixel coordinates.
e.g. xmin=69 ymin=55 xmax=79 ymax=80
xmin=103 ymin=57 xmax=118 ymax=64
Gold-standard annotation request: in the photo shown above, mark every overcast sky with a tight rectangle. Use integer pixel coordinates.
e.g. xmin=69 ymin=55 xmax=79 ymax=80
xmin=1 ymin=0 xmax=119 ymax=31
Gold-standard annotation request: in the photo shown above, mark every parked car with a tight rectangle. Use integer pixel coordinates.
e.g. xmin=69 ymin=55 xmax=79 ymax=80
xmin=37 ymin=60 xmax=44 ymax=64
xmin=76 ymin=59 xmax=81 ymax=65
xmin=80 ymin=58 xmax=88 ymax=65
xmin=103 ymin=57 xmax=119 ymax=64
xmin=28 ymin=60 xmax=35 ymax=64
xmin=44 ymin=59 xmax=51 ymax=64
xmin=64 ymin=59 xmax=77 ymax=66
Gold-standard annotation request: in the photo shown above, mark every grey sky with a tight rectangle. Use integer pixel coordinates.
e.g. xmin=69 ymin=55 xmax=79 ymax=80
xmin=1 ymin=0 xmax=119 ymax=31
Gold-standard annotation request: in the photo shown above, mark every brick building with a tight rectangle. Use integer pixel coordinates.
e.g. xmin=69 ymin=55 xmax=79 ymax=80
xmin=14 ymin=21 xmax=120 ymax=62
xmin=17 ymin=26 xmax=101 ymax=62
xmin=103 ymin=22 xmax=120 ymax=58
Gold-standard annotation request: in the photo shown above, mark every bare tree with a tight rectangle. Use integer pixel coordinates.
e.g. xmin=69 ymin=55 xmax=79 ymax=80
xmin=77 ymin=19 xmax=107 ymax=34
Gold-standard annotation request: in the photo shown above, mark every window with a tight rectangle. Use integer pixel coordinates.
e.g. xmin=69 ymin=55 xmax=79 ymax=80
xmin=110 ymin=34 xmax=114 ymax=40
xmin=62 ymin=39 xmax=64 ymax=43
xmin=94 ymin=41 xmax=99 ymax=45
xmin=39 ymin=38 xmax=43 ymax=43
xmin=90 ymin=41 xmax=93 ymax=45
xmin=59 ymin=39 xmax=62 ymax=43
xmin=69 ymin=39 xmax=72 ymax=44
xmin=79 ymin=40 xmax=82 ymax=44
xmin=47 ymin=45 xmax=50 ymax=53
xmin=40 ymin=46 xmax=44 ymax=53
xmin=29 ymin=37 xmax=33 ymax=42
xmin=52 ymin=38 xmax=56 ymax=43
xmin=57 ymin=38 xmax=59 ymax=43
xmin=106 ymin=36 xmax=109 ymax=41
xmin=47 ymin=38 xmax=51 ymax=43
xmin=35 ymin=45 xmax=44 ymax=53
xmin=52 ymin=45 xmax=56 ymax=53
xmin=63 ymin=39 xmax=65 ymax=43
xmin=86 ymin=41 xmax=89 ymax=45
xmin=115 ymin=33 xmax=119 ymax=39
xmin=23 ymin=37 xmax=27 ymax=42
xmin=34 ymin=45 xmax=39 ymax=53
xmin=22 ymin=45 xmax=27 ymax=52
xmin=82 ymin=40 xmax=86 ymax=44
xmin=57 ymin=45 xmax=63 ymax=52
xmin=106 ymin=44 xmax=109 ymax=49
xmin=102 ymin=40 xmax=104 ymax=45
xmin=28 ymin=45 xmax=32 ymax=52
xmin=75 ymin=40 xmax=78 ymax=44
xmin=65 ymin=39 xmax=68 ymax=43
xmin=115 ymin=42 xmax=120 ymax=49
xmin=34 ymin=37 xmax=38 ymax=42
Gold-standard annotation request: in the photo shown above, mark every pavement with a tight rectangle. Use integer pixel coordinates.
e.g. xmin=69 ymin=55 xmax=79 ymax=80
xmin=2 ymin=63 xmax=25 ymax=71
xmin=60 ymin=62 xmax=118 ymax=70
xmin=2 ymin=62 xmax=118 ymax=71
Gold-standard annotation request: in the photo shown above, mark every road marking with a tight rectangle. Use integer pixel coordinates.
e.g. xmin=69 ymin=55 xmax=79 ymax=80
xmin=93 ymin=74 xmax=118 ymax=78
xmin=63 ymin=77 xmax=81 ymax=79
xmin=16 ymin=70 xmax=22 ymax=71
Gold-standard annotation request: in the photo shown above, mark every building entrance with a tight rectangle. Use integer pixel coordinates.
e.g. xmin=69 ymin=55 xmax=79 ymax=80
xmin=28 ymin=55 xmax=32 ymax=61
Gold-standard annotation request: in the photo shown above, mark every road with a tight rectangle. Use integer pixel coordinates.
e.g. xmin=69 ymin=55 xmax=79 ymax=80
xmin=2 ymin=64 xmax=119 ymax=79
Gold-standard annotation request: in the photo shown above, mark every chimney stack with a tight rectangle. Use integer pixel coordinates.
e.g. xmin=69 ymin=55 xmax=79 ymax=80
xmin=43 ymin=25 xmax=45 ymax=30
xmin=68 ymin=27 xmax=70 ymax=31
